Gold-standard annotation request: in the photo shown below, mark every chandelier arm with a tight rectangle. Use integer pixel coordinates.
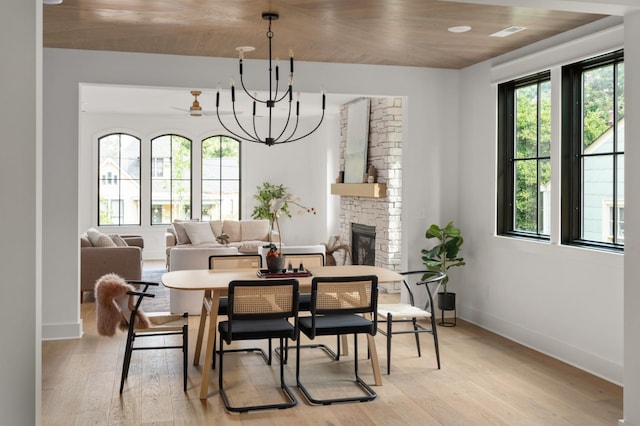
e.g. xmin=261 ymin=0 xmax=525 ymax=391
xmin=273 ymin=102 xmax=295 ymax=142
xmin=231 ymin=102 xmax=261 ymax=141
xmin=239 ymin=73 xmax=268 ymax=104
xmin=274 ymin=84 xmax=290 ymax=103
xmin=278 ymin=110 xmax=325 ymax=144
xmin=252 ymin=114 xmax=262 ymax=143
xmin=216 ymin=108 xmax=259 ymax=143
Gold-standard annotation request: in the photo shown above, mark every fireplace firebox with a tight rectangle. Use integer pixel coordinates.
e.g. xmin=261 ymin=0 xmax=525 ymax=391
xmin=351 ymin=223 xmax=376 ymax=266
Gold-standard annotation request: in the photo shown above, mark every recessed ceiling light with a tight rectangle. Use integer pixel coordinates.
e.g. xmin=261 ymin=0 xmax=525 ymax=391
xmin=490 ymin=26 xmax=527 ymax=37
xmin=235 ymin=46 xmax=255 ymax=53
xmin=448 ymin=25 xmax=471 ymax=33
xmin=43 ymin=0 xmax=63 ymax=4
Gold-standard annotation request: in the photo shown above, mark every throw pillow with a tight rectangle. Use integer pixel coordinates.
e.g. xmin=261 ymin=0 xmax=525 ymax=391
xmin=109 ymin=234 xmax=129 ymax=247
xmin=183 ymin=222 xmax=216 ymax=245
xmin=241 ymin=219 xmax=270 ymax=241
xmin=222 ymin=220 xmax=242 ymax=242
xmin=80 ymin=234 xmax=92 ymax=247
xmin=209 ymin=220 xmax=223 ymax=237
xmin=173 ymin=219 xmax=197 ymax=244
xmin=87 ymin=228 xmax=117 ymax=248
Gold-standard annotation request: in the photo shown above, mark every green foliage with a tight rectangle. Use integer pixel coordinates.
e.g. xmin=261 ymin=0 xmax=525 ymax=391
xmin=250 ymin=182 xmax=292 ymax=221
xmin=202 ymin=136 xmax=239 ymax=158
xmin=512 ymin=63 xmax=624 ymax=233
xmin=421 ymin=222 xmax=465 ymax=291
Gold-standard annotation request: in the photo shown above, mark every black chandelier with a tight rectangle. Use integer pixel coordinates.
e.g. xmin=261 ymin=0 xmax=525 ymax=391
xmin=215 ymin=12 xmax=326 ymax=147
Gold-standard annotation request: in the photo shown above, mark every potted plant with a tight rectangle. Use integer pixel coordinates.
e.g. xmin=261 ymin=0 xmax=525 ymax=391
xmin=421 ymin=221 xmax=465 ymax=326
xmin=251 ymin=182 xmax=316 ymax=272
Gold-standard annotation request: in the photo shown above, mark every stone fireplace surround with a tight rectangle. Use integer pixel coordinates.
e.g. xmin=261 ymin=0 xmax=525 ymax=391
xmin=337 ymin=97 xmax=402 ymax=290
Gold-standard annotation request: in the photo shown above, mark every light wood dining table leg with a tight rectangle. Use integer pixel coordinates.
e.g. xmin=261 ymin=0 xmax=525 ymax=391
xmin=362 ymin=311 xmax=382 ymax=386
xmin=193 ymin=290 xmax=212 ymax=365
xmin=199 ymin=292 xmax=220 ymax=400
xmin=367 ymin=334 xmax=382 ymax=385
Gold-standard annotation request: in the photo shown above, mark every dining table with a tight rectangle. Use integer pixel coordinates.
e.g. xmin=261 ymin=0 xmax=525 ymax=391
xmin=162 ymin=264 xmax=403 ymax=399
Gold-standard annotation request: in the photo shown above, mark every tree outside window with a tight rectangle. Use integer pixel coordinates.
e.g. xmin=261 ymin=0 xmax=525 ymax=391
xmin=497 ymin=72 xmax=551 ymax=238
xmin=562 ymin=50 xmax=624 ymax=249
xmin=201 ymin=136 xmax=240 ymax=221
xmin=151 ymin=134 xmax=192 ymax=224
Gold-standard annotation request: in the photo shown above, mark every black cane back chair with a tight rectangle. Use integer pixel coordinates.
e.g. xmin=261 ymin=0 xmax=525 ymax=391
xmin=218 ymin=279 xmax=299 ymax=413
xmin=295 ymin=275 xmax=378 ymax=405
xmin=208 ymin=254 xmax=263 ymax=368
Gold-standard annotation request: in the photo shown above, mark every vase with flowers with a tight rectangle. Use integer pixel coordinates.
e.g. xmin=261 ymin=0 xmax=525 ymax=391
xmin=251 ymin=182 xmax=316 ymax=272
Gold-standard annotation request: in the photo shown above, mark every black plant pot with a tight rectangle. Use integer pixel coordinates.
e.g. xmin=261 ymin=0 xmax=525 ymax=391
xmin=437 ymin=291 xmax=456 ymax=327
xmin=266 ymin=256 xmax=286 ymax=273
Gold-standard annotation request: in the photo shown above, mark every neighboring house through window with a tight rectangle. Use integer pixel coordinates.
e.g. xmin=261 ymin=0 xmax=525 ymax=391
xmin=151 ymin=134 xmax=192 ymax=224
xmin=497 ymin=49 xmax=624 ymax=252
xmin=562 ymin=49 xmax=624 ymax=250
xmin=201 ymin=135 xmax=241 ymax=221
xmin=98 ymin=133 xmax=141 ymax=226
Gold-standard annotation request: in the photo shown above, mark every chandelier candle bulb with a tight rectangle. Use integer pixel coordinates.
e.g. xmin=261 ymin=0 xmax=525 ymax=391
xmin=289 ymin=48 xmax=294 ymax=73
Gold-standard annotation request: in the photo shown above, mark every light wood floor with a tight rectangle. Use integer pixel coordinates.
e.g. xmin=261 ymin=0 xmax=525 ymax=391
xmin=42 ymin=291 xmax=622 ymax=425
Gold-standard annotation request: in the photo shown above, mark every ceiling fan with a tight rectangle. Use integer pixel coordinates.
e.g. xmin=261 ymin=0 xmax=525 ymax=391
xmin=171 ymin=90 xmax=238 ymax=117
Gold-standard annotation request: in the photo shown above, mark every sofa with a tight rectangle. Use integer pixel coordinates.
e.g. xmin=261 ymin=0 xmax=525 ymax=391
xmin=164 ymin=219 xmax=279 ymax=270
xmin=80 ymin=228 xmax=143 ymax=302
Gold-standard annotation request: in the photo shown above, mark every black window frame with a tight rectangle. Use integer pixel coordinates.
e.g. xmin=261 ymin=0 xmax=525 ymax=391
xmin=201 ymin=135 xmax=242 ymax=221
xmin=97 ymin=133 xmax=141 ymax=226
xmin=561 ymin=49 xmax=624 ymax=252
xmin=150 ymin=134 xmax=193 ymax=225
xmin=497 ymin=71 xmax=551 ymax=240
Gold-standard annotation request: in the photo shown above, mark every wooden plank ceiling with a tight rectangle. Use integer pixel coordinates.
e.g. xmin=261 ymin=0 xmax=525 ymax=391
xmin=43 ymin=0 xmax=606 ymax=70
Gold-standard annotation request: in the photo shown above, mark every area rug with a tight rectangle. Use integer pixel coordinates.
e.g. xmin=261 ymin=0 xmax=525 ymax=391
xmin=139 ymin=266 xmax=170 ymax=312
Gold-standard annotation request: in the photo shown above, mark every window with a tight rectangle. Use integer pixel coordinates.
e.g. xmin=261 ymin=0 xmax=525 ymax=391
xmin=98 ymin=133 xmax=140 ymax=226
xmin=151 ymin=157 xmax=164 ymax=178
xmin=562 ymin=50 xmax=624 ymax=250
xmin=201 ymin=136 xmax=241 ymax=221
xmin=497 ymin=72 xmax=551 ymax=239
xmin=151 ymin=134 xmax=192 ymax=224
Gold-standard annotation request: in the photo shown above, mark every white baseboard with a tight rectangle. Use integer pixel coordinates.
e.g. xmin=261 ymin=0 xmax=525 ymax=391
xmin=460 ymin=304 xmax=623 ymax=386
xmin=42 ymin=319 xmax=83 ymax=340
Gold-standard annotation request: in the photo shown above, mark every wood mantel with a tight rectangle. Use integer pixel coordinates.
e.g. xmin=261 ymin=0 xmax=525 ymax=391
xmin=330 ymin=183 xmax=387 ymax=198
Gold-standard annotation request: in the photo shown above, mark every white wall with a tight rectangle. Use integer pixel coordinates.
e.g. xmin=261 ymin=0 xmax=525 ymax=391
xmin=623 ymin=10 xmax=640 ymax=426
xmin=457 ymin=18 xmax=626 ymax=386
xmin=1 ymin=0 xmax=40 ymax=424
xmin=43 ymin=48 xmax=457 ymax=339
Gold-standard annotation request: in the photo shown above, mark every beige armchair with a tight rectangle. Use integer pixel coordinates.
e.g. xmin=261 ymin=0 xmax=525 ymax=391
xmin=80 ymin=231 xmax=143 ymax=302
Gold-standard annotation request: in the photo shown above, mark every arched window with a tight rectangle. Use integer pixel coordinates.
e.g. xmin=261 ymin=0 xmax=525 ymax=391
xmin=151 ymin=134 xmax=192 ymax=224
xmin=201 ymin=136 xmax=240 ymax=220
xmin=98 ymin=133 xmax=141 ymax=226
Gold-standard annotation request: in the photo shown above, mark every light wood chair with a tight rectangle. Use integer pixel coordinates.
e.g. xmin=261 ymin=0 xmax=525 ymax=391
xmin=94 ymin=275 xmax=189 ymax=394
